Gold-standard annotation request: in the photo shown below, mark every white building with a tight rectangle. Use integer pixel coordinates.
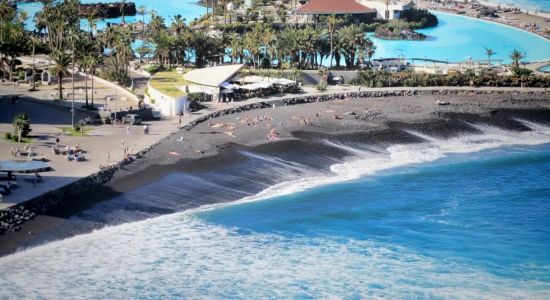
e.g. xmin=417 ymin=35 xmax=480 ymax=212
xmin=181 ymin=64 xmax=245 ymax=101
xmin=357 ymin=0 xmax=415 ymax=20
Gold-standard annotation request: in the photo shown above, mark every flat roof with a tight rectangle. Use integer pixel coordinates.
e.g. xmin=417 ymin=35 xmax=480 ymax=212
xmin=183 ymin=64 xmax=245 ymax=88
xmin=297 ymin=0 xmax=376 ymax=15
xmin=0 ymin=160 xmax=50 ymax=173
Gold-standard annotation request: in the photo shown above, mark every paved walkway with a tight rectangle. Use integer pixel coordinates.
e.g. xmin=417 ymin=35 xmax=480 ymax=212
xmin=1 ymin=82 xmax=548 ymax=209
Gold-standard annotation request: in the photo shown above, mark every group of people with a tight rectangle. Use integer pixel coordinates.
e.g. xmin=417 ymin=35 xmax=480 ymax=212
xmin=58 ymin=144 xmax=85 ymax=162
xmin=10 ymin=144 xmax=33 ymax=157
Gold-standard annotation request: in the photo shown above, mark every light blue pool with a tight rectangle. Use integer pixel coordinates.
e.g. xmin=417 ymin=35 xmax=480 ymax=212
xmin=538 ymin=65 xmax=550 ymax=73
xmin=369 ymin=11 xmax=550 ymax=63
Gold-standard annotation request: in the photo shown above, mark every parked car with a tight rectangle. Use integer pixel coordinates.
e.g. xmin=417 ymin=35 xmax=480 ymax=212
xmin=123 ymin=114 xmax=142 ymax=125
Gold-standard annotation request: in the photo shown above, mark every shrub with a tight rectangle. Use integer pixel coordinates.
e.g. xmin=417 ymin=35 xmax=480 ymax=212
xmin=4 ymin=132 xmax=11 ymax=140
xmin=511 ymin=67 xmax=533 ymax=76
xmin=145 ymin=65 xmax=163 ymax=75
xmin=12 ymin=113 xmax=32 ymax=138
xmin=351 ymin=70 xmax=550 ymax=88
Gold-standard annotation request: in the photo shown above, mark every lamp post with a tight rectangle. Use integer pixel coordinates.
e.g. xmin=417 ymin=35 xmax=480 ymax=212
xmin=114 ymin=82 xmax=119 ymax=122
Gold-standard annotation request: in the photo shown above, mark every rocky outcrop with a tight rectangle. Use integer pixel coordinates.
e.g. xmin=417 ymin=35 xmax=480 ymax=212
xmin=79 ymin=2 xmax=137 ymax=19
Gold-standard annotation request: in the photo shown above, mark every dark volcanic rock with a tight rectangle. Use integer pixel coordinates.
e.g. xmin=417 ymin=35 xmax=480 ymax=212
xmin=79 ymin=2 xmax=137 ymax=19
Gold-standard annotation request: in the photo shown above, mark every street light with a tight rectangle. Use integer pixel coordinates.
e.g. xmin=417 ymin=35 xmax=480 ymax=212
xmin=114 ymin=82 xmax=119 ymax=123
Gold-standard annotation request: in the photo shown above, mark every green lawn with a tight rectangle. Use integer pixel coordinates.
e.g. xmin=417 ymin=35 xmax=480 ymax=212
xmin=2 ymin=135 xmax=34 ymax=144
xmin=149 ymin=70 xmax=191 ymax=98
xmin=58 ymin=126 xmax=91 ymax=137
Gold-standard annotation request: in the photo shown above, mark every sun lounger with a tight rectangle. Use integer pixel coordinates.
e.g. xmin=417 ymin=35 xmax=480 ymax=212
xmin=0 ymin=172 xmax=16 ymax=181
xmin=29 ymin=156 xmax=48 ymax=162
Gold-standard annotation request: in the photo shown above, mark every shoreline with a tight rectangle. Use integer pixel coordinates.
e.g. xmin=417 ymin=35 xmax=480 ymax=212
xmin=0 ymin=90 xmax=549 ymax=257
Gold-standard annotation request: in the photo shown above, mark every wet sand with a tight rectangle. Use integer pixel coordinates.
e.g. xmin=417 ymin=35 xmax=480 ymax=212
xmin=1 ymin=92 xmax=549 ymax=256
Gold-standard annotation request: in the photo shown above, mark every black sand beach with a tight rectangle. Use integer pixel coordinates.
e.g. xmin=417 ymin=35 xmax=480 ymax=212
xmin=1 ymin=92 xmax=549 ymax=256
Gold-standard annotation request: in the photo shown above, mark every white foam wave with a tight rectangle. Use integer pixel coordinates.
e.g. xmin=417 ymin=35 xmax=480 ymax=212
xmin=196 ymin=121 xmax=550 ymax=212
xmin=0 ymin=214 xmax=549 ymax=299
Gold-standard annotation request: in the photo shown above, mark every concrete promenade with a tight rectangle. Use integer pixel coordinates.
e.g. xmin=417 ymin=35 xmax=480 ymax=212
xmin=1 ymin=81 xmax=548 ymax=209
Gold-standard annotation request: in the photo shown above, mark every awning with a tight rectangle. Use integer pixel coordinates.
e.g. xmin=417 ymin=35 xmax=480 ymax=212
xmin=241 ymin=75 xmax=265 ymax=83
xmin=221 ymin=89 xmax=234 ymax=94
xmin=256 ymin=82 xmax=273 ymax=89
xmin=240 ymin=84 xmax=260 ymax=91
xmin=186 ymin=85 xmax=215 ymax=95
xmin=273 ymin=78 xmax=295 ymax=85
xmin=220 ymin=82 xmax=238 ymax=89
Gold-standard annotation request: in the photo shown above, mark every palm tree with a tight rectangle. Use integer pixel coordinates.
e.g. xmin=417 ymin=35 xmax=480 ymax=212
xmin=87 ymin=8 xmax=98 ymax=37
xmin=338 ymin=24 xmax=366 ymax=68
xmin=29 ymin=35 xmax=41 ymax=91
xmin=171 ymin=15 xmax=186 ymax=34
xmin=228 ymin=33 xmax=243 ymax=63
xmin=120 ymin=0 xmax=126 ymax=24
xmin=326 ymin=14 xmax=340 ymax=68
xmin=509 ymin=49 xmax=525 ymax=68
xmin=50 ymin=50 xmax=70 ymax=99
xmin=137 ymin=6 xmax=147 ymax=32
xmin=84 ymin=53 xmax=100 ymax=108
xmin=484 ymin=47 xmax=495 ymax=67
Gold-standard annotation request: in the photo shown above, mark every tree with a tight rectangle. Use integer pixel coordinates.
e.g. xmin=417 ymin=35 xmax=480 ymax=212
xmin=50 ymin=50 xmax=70 ymax=99
xmin=228 ymin=33 xmax=243 ymax=63
xmin=78 ymin=39 xmax=98 ymax=108
xmin=137 ymin=5 xmax=147 ymax=32
xmin=0 ymin=0 xmax=16 ymax=43
xmin=188 ymin=30 xmax=222 ymax=68
xmin=13 ymin=113 xmax=32 ymax=142
xmin=338 ymin=24 xmax=368 ymax=68
xmin=484 ymin=47 xmax=495 ymax=67
xmin=0 ymin=21 xmax=30 ymax=81
xmin=29 ymin=35 xmax=41 ymax=91
xmin=136 ymin=43 xmax=153 ymax=64
xmin=83 ymin=53 xmax=101 ymax=108
xmin=326 ymin=15 xmax=341 ymax=68
xmin=509 ymin=49 xmax=525 ymax=68
xmin=121 ymin=0 xmax=126 ymax=24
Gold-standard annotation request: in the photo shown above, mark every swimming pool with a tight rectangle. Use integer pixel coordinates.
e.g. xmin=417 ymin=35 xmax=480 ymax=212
xmin=369 ymin=11 xmax=550 ymax=63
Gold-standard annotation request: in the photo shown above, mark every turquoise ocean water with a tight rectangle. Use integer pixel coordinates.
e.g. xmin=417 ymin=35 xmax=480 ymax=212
xmin=0 ymin=122 xmax=549 ymax=298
